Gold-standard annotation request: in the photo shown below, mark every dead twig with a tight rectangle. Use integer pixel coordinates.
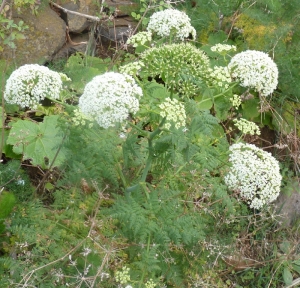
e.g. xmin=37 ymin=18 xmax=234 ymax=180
xmin=50 ymin=1 xmax=109 ymax=22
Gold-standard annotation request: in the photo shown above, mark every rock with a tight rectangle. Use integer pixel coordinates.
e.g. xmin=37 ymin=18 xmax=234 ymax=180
xmin=60 ymin=0 xmax=98 ymax=33
xmin=1 ymin=5 xmax=66 ymax=65
xmin=105 ymin=0 xmax=138 ymax=17
xmin=52 ymin=32 xmax=96 ymax=60
xmin=97 ymin=17 xmax=136 ymax=43
xmin=274 ymin=180 xmax=300 ymax=226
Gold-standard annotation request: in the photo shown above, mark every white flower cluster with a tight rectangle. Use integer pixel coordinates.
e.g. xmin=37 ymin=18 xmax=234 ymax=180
xmin=115 ymin=266 xmax=130 ymax=285
xmin=211 ymin=43 xmax=236 ymax=53
xmin=228 ymin=50 xmax=278 ymax=96
xmin=72 ymin=108 xmax=93 ymax=128
xmin=127 ymin=31 xmax=152 ymax=47
xmin=233 ymin=118 xmax=261 ymax=135
xmin=4 ymin=64 xmax=63 ymax=109
xmin=224 ymin=143 xmax=282 ymax=210
xmin=147 ymin=9 xmax=196 ymax=41
xmin=207 ymin=66 xmax=231 ymax=89
xmin=230 ymin=94 xmax=242 ymax=109
xmin=159 ymin=97 xmax=186 ymax=130
xmin=78 ymin=72 xmax=143 ymax=129
xmin=119 ymin=61 xmax=144 ymax=76
xmin=145 ymin=279 xmax=156 ymax=288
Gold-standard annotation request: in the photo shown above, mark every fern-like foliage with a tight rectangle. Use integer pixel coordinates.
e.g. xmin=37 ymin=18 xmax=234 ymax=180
xmin=59 ymin=123 xmax=122 ymax=190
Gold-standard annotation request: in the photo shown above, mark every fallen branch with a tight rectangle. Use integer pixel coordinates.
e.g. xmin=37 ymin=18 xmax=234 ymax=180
xmin=50 ymin=1 xmax=110 ymax=22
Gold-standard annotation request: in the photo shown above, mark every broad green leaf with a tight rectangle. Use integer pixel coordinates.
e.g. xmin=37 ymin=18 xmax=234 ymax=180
xmin=64 ymin=53 xmax=108 ymax=94
xmin=7 ymin=115 xmax=66 ymax=169
xmin=292 ymin=259 xmax=300 ymax=266
xmin=214 ymin=96 xmax=231 ymax=121
xmin=283 ymin=267 xmax=293 ymax=286
xmin=1 ymin=128 xmax=21 ymax=159
xmin=292 ymin=263 xmax=300 ymax=274
xmin=241 ymin=98 xmax=260 ymax=119
xmin=197 ymin=88 xmax=213 ymax=110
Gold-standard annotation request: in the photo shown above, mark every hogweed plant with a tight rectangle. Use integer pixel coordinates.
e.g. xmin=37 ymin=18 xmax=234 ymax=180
xmin=228 ymin=50 xmax=279 ymax=97
xmin=4 ymin=64 xmax=65 ymax=109
xmin=146 ymin=8 xmax=196 ymax=41
xmin=224 ymin=143 xmax=282 ymax=210
xmin=0 ymin=6 xmax=290 ymax=287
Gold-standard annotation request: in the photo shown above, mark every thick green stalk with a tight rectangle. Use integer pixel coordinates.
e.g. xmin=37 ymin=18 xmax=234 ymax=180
xmin=139 ymin=232 xmax=151 ymax=288
xmin=198 ymin=82 xmax=239 ymax=105
xmin=125 ymin=118 xmax=166 ymax=193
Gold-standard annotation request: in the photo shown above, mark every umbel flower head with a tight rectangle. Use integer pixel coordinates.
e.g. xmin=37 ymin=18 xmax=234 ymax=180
xmin=139 ymin=43 xmax=210 ymax=97
xmin=224 ymin=143 xmax=282 ymax=210
xmin=228 ymin=50 xmax=278 ymax=96
xmin=159 ymin=97 xmax=186 ymax=130
xmin=127 ymin=31 xmax=152 ymax=47
xmin=147 ymin=9 xmax=196 ymax=41
xmin=4 ymin=64 xmax=63 ymax=109
xmin=78 ymin=72 xmax=143 ymax=129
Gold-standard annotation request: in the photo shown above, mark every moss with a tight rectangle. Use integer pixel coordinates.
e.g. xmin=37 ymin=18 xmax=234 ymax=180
xmin=234 ymin=13 xmax=275 ymax=50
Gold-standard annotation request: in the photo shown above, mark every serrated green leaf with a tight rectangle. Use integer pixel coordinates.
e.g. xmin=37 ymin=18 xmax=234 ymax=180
xmin=7 ymin=115 xmax=66 ymax=168
xmin=283 ymin=267 xmax=293 ymax=285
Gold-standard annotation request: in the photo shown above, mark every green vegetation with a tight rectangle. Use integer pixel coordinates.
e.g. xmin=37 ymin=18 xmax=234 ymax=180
xmin=0 ymin=0 xmax=300 ymax=287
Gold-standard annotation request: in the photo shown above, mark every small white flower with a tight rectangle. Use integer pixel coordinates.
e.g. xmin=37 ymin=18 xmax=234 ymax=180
xmin=4 ymin=64 xmax=63 ymax=109
xmin=224 ymin=143 xmax=282 ymax=209
xmin=147 ymin=9 xmax=196 ymax=41
xmin=159 ymin=97 xmax=186 ymax=130
xmin=81 ymin=247 xmax=92 ymax=257
xmin=228 ymin=50 xmax=278 ymax=96
xmin=115 ymin=266 xmax=130 ymax=285
xmin=72 ymin=108 xmax=94 ymax=127
xmin=233 ymin=118 xmax=261 ymax=135
xmin=119 ymin=61 xmax=144 ymax=76
xmin=207 ymin=66 xmax=231 ymax=89
xmin=16 ymin=179 xmax=25 ymax=186
xmin=211 ymin=43 xmax=236 ymax=53
xmin=78 ymin=72 xmax=143 ymax=129
xmin=127 ymin=31 xmax=152 ymax=47
xmin=230 ymin=94 xmax=242 ymax=109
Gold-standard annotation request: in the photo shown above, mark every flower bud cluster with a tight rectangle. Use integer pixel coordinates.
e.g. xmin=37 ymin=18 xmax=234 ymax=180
xmin=119 ymin=61 xmax=145 ymax=76
xmin=211 ymin=43 xmax=236 ymax=53
xmin=159 ymin=97 xmax=186 ymax=130
xmin=4 ymin=64 xmax=63 ymax=109
xmin=115 ymin=266 xmax=131 ymax=285
xmin=72 ymin=108 xmax=93 ymax=128
xmin=224 ymin=143 xmax=282 ymax=210
xmin=233 ymin=118 xmax=261 ymax=135
xmin=228 ymin=50 xmax=278 ymax=96
xmin=147 ymin=9 xmax=196 ymax=41
xmin=207 ymin=66 xmax=231 ymax=89
xmin=145 ymin=279 xmax=156 ymax=288
xmin=230 ymin=94 xmax=242 ymax=109
xmin=140 ymin=43 xmax=210 ymax=98
xmin=78 ymin=72 xmax=143 ymax=129
xmin=127 ymin=31 xmax=152 ymax=47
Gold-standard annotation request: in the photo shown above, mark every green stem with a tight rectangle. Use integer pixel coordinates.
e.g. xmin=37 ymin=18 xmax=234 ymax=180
xmin=198 ymin=82 xmax=239 ymax=105
xmin=125 ymin=118 xmax=166 ymax=193
xmin=114 ymin=156 xmax=127 ymax=188
xmin=139 ymin=232 xmax=151 ymax=288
